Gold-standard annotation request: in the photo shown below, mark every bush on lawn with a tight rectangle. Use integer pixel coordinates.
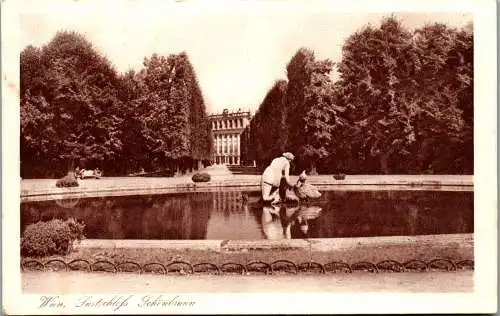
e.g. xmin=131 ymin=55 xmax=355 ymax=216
xmin=56 ymin=172 xmax=79 ymax=188
xmin=192 ymin=172 xmax=211 ymax=182
xmin=21 ymin=218 xmax=85 ymax=257
xmin=333 ymin=173 xmax=346 ymax=180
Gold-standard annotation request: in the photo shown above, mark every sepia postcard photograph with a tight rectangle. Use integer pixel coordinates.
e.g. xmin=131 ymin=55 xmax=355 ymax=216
xmin=2 ymin=0 xmax=497 ymax=314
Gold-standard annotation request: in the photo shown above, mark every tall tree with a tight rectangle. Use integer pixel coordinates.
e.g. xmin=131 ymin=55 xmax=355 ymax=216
xmin=20 ymin=31 xmax=123 ymax=177
xmin=285 ymin=49 xmax=341 ymax=174
xmin=409 ymin=23 xmax=473 ymax=173
xmin=115 ymin=69 xmax=149 ymax=173
xmin=337 ymin=18 xmax=427 ymax=174
xmin=135 ymin=52 xmax=212 ymax=173
xmin=180 ymin=53 xmax=212 ymax=165
xmin=248 ymin=80 xmax=288 ymax=165
xmin=336 ymin=18 xmax=472 ymax=174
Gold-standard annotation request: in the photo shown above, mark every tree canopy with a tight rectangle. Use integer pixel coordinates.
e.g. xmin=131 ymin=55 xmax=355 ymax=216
xmin=21 ymin=31 xmax=212 ymax=178
xmin=21 ymin=18 xmax=473 ymax=177
xmin=241 ymin=17 xmax=473 ymax=175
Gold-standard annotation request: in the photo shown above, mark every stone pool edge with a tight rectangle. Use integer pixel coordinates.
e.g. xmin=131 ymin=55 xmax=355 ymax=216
xmin=78 ymin=233 xmax=474 ymax=253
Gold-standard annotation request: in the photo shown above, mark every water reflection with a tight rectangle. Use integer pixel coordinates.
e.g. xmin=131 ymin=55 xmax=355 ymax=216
xmin=21 ymin=190 xmax=473 ymax=240
xmin=261 ymin=205 xmax=323 ymax=240
xmin=22 ymin=193 xmax=214 ymax=240
xmin=205 ymin=191 xmax=261 ymax=239
xmin=261 ymin=205 xmax=295 ymax=240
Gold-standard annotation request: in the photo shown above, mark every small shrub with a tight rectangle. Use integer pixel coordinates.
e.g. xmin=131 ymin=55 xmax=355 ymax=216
xmin=56 ymin=172 xmax=79 ymax=188
xmin=192 ymin=172 xmax=211 ymax=182
xmin=21 ymin=218 xmax=85 ymax=257
xmin=333 ymin=173 xmax=346 ymax=180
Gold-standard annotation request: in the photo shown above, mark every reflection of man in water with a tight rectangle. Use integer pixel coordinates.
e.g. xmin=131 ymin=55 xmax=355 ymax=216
xmin=261 ymin=205 xmax=284 ymax=240
xmin=261 ymin=205 xmax=322 ymax=239
xmin=261 ymin=205 xmax=298 ymax=239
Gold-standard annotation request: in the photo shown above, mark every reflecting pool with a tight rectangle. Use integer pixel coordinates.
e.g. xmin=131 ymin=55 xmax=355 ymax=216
xmin=21 ymin=190 xmax=473 ymax=240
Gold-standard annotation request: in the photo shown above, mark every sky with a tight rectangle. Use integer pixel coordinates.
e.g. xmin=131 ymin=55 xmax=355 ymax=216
xmin=20 ymin=2 xmax=472 ymax=114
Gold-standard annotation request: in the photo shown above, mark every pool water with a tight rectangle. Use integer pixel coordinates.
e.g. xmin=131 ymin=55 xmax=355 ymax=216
xmin=21 ymin=190 xmax=473 ymax=240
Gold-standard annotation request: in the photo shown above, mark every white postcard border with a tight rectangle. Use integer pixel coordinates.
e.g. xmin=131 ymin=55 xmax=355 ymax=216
xmin=3 ymin=0 xmax=497 ymax=314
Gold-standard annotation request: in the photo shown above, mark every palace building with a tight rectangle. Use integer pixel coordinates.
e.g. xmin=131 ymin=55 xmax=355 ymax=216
xmin=209 ymin=109 xmax=252 ymax=165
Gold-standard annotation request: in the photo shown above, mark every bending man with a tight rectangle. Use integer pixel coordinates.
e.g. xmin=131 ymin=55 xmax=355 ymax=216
xmin=261 ymin=152 xmax=295 ymax=204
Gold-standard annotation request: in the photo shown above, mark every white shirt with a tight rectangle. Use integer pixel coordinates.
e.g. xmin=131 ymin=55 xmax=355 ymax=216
xmin=262 ymin=156 xmax=291 ymax=186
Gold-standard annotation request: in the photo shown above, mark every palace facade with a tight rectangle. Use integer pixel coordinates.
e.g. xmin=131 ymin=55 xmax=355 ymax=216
xmin=209 ymin=109 xmax=252 ymax=165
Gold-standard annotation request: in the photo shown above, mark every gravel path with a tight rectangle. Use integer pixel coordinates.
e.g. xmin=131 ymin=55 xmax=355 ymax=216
xmin=23 ymin=270 xmax=473 ymax=293
xmin=21 ymin=166 xmax=473 ymax=202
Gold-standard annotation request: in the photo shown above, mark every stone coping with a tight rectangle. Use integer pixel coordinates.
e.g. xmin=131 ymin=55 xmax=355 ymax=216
xmin=77 ymin=233 xmax=473 ymax=252
xmin=20 ymin=175 xmax=473 ymax=202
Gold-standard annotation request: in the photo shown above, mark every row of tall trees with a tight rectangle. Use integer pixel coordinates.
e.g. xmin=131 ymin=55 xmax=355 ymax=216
xmin=21 ymin=31 xmax=212 ymax=178
xmin=241 ymin=18 xmax=473 ymax=174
